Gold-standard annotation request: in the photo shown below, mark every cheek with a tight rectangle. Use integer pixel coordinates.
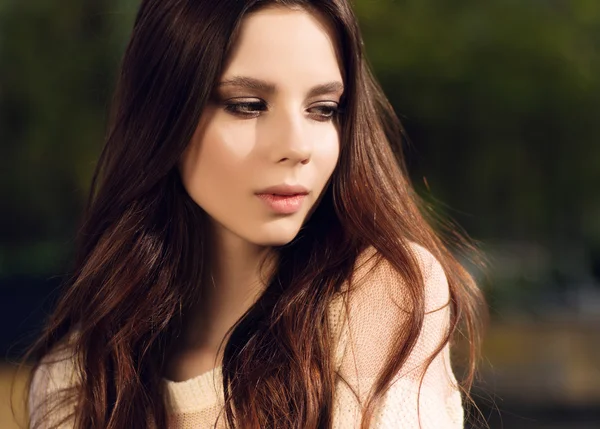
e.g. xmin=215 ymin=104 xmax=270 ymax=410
xmin=181 ymin=117 xmax=256 ymax=188
xmin=314 ymin=126 xmax=341 ymax=177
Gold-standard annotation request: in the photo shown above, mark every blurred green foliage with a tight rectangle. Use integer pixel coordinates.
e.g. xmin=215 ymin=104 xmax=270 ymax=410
xmin=0 ymin=0 xmax=137 ymax=275
xmin=355 ymin=0 xmax=600 ymax=242
xmin=1 ymin=1 xmax=599 ymax=309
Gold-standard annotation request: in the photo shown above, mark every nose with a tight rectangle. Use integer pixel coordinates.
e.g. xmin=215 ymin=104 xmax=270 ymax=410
xmin=267 ymin=106 xmax=312 ymax=165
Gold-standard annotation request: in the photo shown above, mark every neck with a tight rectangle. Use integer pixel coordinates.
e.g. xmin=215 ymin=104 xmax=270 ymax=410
xmin=181 ymin=223 xmax=278 ymax=352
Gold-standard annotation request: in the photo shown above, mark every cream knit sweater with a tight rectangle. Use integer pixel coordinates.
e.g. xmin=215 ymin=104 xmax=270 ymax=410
xmin=30 ymin=243 xmax=464 ymax=428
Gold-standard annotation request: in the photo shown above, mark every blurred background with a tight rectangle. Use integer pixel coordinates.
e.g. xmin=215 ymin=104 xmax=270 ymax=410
xmin=0 ymin=0 xmax=599 ymax=427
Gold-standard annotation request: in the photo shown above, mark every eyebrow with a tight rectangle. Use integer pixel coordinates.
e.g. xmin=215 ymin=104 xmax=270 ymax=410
xmin=217 ymin=76 xmax=344 ymax=98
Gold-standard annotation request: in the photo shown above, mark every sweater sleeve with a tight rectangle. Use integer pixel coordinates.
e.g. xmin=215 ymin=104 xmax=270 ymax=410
xmin=332 ymin=242 xmax=464 ymax=429
xmin=29 ymin=342 xmax=79 ymax=428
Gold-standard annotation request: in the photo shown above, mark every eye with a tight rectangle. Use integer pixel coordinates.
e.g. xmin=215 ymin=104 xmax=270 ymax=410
xmin=307 ymin=103 xmax=340 ymax=122
xmin=223 ymin=100 xmax=267 ymax=118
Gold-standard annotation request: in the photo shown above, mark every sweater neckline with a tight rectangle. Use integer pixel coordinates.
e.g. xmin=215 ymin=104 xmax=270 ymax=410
xmin=162 ymin=366 xmax=224 ymax=412
xmin=158 ymin=264 xmax=357 ymax=414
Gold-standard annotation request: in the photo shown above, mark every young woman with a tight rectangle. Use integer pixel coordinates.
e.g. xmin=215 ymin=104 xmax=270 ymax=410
xmin=23 ymin=0 xmax=485 ymax=428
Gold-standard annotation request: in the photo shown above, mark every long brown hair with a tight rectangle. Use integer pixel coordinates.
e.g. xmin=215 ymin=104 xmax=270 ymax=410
xmin=19 ymin=0 xmax=486 ymax=428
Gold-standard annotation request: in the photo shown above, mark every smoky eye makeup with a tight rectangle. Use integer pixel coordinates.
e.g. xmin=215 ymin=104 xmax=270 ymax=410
xmin=212 ymin=87 xmax=263 ymax=104
xmin=223 ymin=99 xmax=268 ymax=118
xmin=209 ymin=83 xmax=344 ymax=121
xmin=212 ymin=87 xmax=269 ymax=117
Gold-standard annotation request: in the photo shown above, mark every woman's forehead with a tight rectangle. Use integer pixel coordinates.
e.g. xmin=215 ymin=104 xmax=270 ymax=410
xmin=220 ymin=6 xmax=343 ymax=90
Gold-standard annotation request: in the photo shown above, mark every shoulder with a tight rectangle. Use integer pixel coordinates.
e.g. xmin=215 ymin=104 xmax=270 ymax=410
xmin=328 ymin=241 xmax=451 ymax=366
xmin=29 ymin=332 xmax=81 ymax=427
xmin=331 ymin=243 xmax=462 ymax=426
xmin=407 ymin=241 xmax=451 ymax=312
xmin=32 ymin=339 xmax=79 ymax=392
xmin=348 ymin=241 xmax=450 ymax=312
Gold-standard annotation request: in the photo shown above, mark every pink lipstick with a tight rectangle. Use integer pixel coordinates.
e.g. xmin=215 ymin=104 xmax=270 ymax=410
xmin=256 ymin=193 xmax=306 ymax=214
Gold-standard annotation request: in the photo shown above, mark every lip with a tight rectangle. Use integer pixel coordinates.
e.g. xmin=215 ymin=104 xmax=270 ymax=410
xmin=256 ymin=194 xmax=307 ymax=214
xmin=254 ymin=184 xmax=310 ymax=196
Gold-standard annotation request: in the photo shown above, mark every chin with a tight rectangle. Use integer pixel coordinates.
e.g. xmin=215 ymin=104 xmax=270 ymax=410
xmin=251 ymin=226 xmax=302 ymax=247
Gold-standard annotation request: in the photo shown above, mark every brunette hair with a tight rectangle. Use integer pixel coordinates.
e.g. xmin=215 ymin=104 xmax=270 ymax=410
xmin=18 ymin=0 xmax=486 ymax=428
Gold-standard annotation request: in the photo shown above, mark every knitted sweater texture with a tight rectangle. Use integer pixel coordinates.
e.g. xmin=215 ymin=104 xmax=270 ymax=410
xmin=30 ymin=243 xmax=464 ymax=428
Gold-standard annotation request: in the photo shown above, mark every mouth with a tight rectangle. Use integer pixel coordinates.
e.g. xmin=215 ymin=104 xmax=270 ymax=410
xmin=267 ymin=192 xmax=306 ymax=196
xmin=255 ymin=193 xmax=307 ymax=214
xmin=254 ymin=184 xmax=310 ymax=196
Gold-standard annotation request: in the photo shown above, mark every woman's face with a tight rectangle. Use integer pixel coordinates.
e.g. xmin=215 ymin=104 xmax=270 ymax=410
xmin=180 ymin=6 xmax=343 ymax=247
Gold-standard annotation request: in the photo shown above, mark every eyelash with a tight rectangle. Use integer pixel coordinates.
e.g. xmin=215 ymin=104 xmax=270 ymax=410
xmin=223 ymin=100 xmax=341 ymax=122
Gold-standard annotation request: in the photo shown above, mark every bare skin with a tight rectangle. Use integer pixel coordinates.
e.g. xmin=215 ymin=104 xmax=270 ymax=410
xmin=167 ymin=5 xmax=344 ymax=381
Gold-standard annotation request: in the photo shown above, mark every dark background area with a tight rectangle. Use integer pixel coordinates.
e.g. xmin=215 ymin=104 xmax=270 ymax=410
xmin=1 ymin=0 xmax=599 ymax=427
